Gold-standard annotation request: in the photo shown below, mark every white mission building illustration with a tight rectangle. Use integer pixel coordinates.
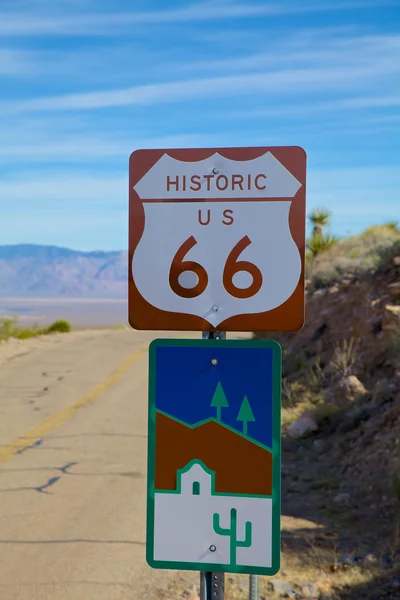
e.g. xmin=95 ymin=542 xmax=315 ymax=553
xmin=153 ymin=460 xmax=272 ymax=568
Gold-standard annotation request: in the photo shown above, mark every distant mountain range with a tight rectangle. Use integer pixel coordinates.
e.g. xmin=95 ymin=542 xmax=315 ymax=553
xmin=0 ymin=244 xmax=128 ymax=297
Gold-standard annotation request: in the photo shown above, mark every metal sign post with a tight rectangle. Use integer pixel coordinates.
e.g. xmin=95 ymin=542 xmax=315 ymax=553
xmin=200 ymin=332 xmax=258 ymax=600
xmin=249 ymin=574 xmax=259 ymax=600
xmin=200 ymin=571 xmax=225 ymax=600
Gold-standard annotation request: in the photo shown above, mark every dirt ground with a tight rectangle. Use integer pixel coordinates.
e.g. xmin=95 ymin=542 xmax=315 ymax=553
xmin=1 ymin=325 xmax=399 ymax=599
xmin=155 ymin=427 xmax=400 ymax=599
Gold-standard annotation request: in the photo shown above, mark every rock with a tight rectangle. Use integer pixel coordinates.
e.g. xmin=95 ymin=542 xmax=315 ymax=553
xmin=393 ymin=256 xmax=400 ymax=266
xmin=363 ymin=553 xmax=377 ymax=567
xmin=374 ymin=378 xmax=389 ymax=394
xmin=313 ymin=439 xmax=325 ymax=450
xmin=328 ymin=285 xmax=339 ymax=294
xmin=370 ymin=317 xmax=382 ymax=335
xmin=186 ymin=584 xmax=199 ymax=600
xmin=380 ymin=555 xmax=393 ymax=569
xmin=312 ymin=322 xmax=328 ymax=340
xmin=330 ymin=561 xmax=350 ymax=572
xmin=333 ymin=492 xmax=350 ymax=504
xmin=301 ymin=582 xmax=319 ymax=597
xmin=388 ymin=282 xmax=400 ymax=294
xmin=268 ymin=579 xmax=297 ymax=597
xmin=382 ymin=305 xmax=400 ymax=331
xmin=340 ymin=375 xmax=367 ymax=397
xmin=287 ymin=412 xmax=318 ymax=438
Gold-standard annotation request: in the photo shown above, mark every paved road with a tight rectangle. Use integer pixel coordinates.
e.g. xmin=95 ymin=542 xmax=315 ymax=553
xmin=0 ymin=328 xmax=201 ymax=600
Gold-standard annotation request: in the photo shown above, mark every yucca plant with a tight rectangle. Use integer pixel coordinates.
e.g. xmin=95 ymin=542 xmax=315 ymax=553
xmin=306 ymin=233 xmax=339 ymax=257
xmin=309 ymin=208 xmax=332 ymax=238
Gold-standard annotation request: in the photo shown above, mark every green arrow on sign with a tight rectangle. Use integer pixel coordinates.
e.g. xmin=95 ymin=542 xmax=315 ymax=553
xmin=210 ymin=382 xmax=229 ymax=423
xmin=237 ymin=396 xmax=255 ymax=437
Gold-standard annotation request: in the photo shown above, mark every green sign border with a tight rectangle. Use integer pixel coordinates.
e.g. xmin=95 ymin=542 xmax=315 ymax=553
xmin=146 ymin=338 xmax=282 ymax=576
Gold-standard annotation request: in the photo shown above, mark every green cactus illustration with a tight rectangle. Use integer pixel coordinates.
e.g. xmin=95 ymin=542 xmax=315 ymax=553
xmin=212 ymin=508 xmax=252 ymax=565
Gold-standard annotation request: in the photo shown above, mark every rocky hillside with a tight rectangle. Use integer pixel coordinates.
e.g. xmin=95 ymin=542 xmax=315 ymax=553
xmin=256 ymin=225 xmax=400 ymax=485
xmin=0 ymin=244 xmax=128 ymax=297
xmin=254 ymin=225 xmax=400 ymax=599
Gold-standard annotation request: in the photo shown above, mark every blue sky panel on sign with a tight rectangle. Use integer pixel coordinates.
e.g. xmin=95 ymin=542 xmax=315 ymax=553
xmin=155 ymin=345 xmax=274 ymax=449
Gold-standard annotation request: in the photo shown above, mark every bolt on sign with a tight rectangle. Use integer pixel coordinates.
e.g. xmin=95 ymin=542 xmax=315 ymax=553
xmin=129 ymin=146 xmax=306 ymax=332
xmin=146 ymin=338 xmax=281 ymax=576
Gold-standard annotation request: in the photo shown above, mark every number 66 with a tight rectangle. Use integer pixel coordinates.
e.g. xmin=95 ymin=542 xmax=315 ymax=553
xmin=169 ymin=235 xmax=263 ymax=299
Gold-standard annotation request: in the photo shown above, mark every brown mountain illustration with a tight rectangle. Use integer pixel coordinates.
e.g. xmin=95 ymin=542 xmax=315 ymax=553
xmin=155 ymin=412 xmax=273 ymax=496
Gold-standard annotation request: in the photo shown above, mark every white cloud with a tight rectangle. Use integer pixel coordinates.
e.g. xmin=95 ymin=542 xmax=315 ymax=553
xmin=336 ymin=95 xmax=400 ymax=108
xmin=0 ymin=49 xmax=35 ymax=75
xmin=0 ymin=0 xmax=397 ymax=36
xmin=0 ymin=209 xmax=128 ymax=251
xmin=7 ymin=55 xmax=400 ymax=113
xmin=1 ymin=27 xmax=397 ymax=112
xmin=308 ymin=166 xmax=400 ymax=191
xmin=225 ymin=92 xmax=400 ymax=121
xmin=305 ymin=166 xmax=400 ymax=227
xmin=307 ymin=170 xmax=399 ymax=232
xmin=0 ymin=132 xmax=228 ymax=163
xmin=174 ymin=34 xmax=400 ymax=74
xmin=0 ymin=174 xmax=126 ymax=206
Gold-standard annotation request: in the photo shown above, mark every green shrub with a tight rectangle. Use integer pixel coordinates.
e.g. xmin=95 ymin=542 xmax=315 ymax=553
xmin=16 ymin=328 xmax=46 ymax=339
xmin=329 ymin=337 xmax=360 ymax=379
xmin=307 ymin=223 xmax=400 ymax=290
xmin=393 ymin=473 xmax=400 ymax=505
xmin=389 ymin=329 xmax=400 ymax=369
xmin=46 ymin=319 xmax=71 ymax=333
xmin=306 ymin=233 xmax=339 ymax=257
xmin=0 ymin=316 xmax=71 ymax=340
xmin=16 ymin=329 xmax=39 ymax=339
xmin=0 ymin=316 xmax=19 ymax=339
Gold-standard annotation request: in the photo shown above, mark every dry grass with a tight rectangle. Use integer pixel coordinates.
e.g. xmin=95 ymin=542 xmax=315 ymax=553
xmin=0 ymin=315 xmax=71 ymax=341
xmin=157 ymin=540 xmax=381 ymax=600
xmin=329 ymin=337 xmax=361 ymax=379
xmin=307 ymin=223 xmax=400 ymax=290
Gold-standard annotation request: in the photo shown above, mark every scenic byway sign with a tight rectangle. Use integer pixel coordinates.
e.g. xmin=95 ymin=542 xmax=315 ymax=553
xmin=129 ymin=146 xmax=306 ymax=331
xmin=147 ymin=338 xmax=281 ymax=575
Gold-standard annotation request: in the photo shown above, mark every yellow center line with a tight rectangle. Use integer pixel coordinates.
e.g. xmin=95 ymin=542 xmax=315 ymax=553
xmin=0 ymin=346 xmax=147 ymax=465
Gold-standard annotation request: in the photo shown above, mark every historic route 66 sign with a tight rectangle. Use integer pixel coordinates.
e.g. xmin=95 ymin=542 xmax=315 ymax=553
xmin=129 ymin=146 xmax=306 ymax=332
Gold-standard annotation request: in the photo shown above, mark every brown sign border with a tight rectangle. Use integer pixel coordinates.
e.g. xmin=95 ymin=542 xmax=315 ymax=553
xmin=128 ymin=146 xmax=306 ymax=332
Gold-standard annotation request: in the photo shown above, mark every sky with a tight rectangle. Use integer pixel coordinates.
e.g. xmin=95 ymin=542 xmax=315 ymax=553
xmin=0 ymin=0 xmax=399 ymax=251
xmin=155 ymin=344 xmax=275 ymax=448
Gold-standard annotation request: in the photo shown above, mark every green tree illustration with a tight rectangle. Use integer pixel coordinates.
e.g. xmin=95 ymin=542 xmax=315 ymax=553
xmin=210 ymin=382 xmax=229 ymax=422
xmin=236 ymin=396 xmax=255 ymax=436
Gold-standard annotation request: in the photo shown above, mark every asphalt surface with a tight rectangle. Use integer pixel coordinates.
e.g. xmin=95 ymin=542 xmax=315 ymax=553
xmin=0 ymin=328 xmax=196 ymax=600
